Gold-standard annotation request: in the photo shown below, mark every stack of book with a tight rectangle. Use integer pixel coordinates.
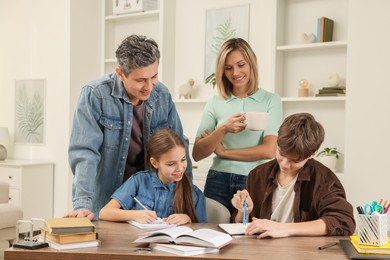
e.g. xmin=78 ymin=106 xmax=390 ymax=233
xmin=41 ymin=217 xmax=99 ymax=250
xmin=317 ymin=16 xmax=334 ymax=42
xmin=316 ymin=86 xmax=346 ymax=97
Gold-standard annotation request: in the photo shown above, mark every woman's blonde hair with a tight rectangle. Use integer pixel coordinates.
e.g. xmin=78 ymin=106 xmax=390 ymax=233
xmin=145 ymin=128 xmax=199 ymax=223
xmin=215 ymin=38 xmax=259 ymax=99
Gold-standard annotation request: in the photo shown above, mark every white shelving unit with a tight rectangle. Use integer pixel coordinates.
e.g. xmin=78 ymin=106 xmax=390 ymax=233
xmin=272 ymin=0 xmax=349 ymax=174
xmin=0 ymin=159 xmax=54 ymax=220
xmin=101 ymin=0 xmax=175 ymax=92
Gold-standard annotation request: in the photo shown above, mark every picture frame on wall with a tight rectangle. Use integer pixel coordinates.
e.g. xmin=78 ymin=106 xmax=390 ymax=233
xmin=14 ymin=78 xmax=46 ymax=145
xmin=204 ymin=4 xmax=250 ymax=81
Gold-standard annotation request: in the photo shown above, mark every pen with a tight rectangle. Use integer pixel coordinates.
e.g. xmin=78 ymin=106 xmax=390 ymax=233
xmin=318 ymin=242 xmax=338 ymax=250
xmin=356 ymin=206 xmax=364 ymax=214
xmin=385 ymin=204 xmax=390 ymax=214
xmin=243 ymin=198 xmax=247 ymax=226
xmin=131 ymin=195 xmax=149 ymax=210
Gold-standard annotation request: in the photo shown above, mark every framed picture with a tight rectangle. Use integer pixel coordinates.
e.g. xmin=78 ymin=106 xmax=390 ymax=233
xmin=204 ymin=4 xmax=250 ymax=80
xmin=14 ymin=79 xmax=46 ymax=145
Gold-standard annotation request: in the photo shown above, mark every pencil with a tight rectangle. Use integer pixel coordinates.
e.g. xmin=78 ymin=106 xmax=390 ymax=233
xmin=131 ymin=195 xmax=149 ymax=210
xmin=318 ymin=242 xmax=338 ymax=250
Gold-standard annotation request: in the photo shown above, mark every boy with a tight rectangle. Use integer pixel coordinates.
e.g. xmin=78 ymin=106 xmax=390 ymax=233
xmin=231 ymin=113 xmax=355 ymax=238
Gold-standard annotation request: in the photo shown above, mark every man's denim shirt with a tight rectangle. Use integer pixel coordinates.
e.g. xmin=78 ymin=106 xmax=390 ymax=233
xmin=69 ymin=73 xmax=192 ymax=219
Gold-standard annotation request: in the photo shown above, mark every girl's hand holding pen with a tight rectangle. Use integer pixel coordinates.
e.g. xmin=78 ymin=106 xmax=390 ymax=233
xmin=132 ymin=210 xmax=159 ymax=224
xmin=131 ymin=194 xmax=159 ymax=223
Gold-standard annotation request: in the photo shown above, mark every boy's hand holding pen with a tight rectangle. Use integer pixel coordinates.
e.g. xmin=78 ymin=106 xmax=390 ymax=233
xmin=232 ymin=190 xmax=253 ymax=223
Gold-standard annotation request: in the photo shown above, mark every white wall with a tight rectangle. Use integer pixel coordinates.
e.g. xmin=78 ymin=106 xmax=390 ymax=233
xmin=0 ymin=0 xmax=71 ymax=217
xmin=344 ymin=0 xmax=390 ymax=209
xmin=69 ymin=0 xmax=102 ymax=212
xmin=174 ymin=0 xmax=273 ymax=92
xmin=0 ymin=0 xmax=101 ymax=218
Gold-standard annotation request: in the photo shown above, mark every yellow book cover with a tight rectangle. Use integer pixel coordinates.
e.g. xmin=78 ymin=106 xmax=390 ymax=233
xmin=350 ymin=236 xmax=390 ymax=254
xmin=41 ymin=228 xmax=98 ymax=244
xmin=46 ymin=218 xmax=95 ymax=234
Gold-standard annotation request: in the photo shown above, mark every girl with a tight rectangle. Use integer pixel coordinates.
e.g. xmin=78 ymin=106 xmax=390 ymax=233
xmin=99 ymin=128 xmax=206 ymax=225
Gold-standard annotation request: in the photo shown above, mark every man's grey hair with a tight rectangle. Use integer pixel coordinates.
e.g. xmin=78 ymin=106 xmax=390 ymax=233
xmin=115 ymin=35 xmax=160 ymax=76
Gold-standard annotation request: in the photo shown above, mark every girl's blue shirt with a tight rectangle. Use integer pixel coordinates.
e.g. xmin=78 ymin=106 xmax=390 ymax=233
xmin=111 ymin=170 xmax=207 ymax=223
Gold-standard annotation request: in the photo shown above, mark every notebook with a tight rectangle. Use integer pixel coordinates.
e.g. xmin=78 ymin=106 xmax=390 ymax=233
xmin=218 ymin=223 xmax=247 ymax=235
xmin=350 ymin=236 xmax=390 ymax=254
xmin=339 ymin=239 xmax=390 ymax=259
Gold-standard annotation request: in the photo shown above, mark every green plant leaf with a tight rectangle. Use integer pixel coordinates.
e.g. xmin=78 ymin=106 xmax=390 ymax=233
xmin=316 ymin=147 xmax=342 ymax=159
xmin=205 ymin=73 xmax=216 ymax=88
xmin=16 ymin=86 xmax=44 ymax=142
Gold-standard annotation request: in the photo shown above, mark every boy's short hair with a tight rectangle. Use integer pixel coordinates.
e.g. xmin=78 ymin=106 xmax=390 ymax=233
xmin=277 ymin=113 xmax=325 ymax=161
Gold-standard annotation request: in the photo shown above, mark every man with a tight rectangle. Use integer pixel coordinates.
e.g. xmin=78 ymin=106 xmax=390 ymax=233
xmin=65 ymin=35 xmax=192 ymax=220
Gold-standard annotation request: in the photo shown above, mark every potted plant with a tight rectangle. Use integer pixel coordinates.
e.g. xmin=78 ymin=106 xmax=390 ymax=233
xmin=316 ymin=147 xmax=342 ymax=172
xmin=205 ymin=73 xmax=216 ymax=88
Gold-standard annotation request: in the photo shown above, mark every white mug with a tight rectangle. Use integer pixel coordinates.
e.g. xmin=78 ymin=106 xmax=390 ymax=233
xmin=244 ymin=112 xmax=269 ymax=131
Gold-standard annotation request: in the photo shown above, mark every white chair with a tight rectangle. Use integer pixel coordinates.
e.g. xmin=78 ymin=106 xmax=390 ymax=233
xmin=0 ymin=181 xmax=23 ymax=260
xmin=205 ymin=197 xmax=231 ymax=223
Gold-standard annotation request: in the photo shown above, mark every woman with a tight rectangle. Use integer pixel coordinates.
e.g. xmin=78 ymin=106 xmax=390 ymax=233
xmin=193 ymin=38 xmax=282 ymax=214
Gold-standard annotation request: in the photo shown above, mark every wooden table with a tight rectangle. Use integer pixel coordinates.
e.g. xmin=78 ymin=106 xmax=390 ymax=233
xmin=5 ymin=221 xmax=349 ymax=260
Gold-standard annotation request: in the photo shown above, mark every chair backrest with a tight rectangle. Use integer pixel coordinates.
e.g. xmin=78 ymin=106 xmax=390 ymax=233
xmin=0 ymin=181 xmax=9 ymax=204
xmin=205 ymin=197 xmax=231 ymax=223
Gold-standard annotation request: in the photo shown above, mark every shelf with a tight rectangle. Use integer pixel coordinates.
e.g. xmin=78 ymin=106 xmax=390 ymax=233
xmin=105 ymin=10 xmax=160 ymax=21
xmin=272 ymin=0 xmax=348 ymax=174
xmin=175 ymin=96 xmax=346 ymax=104
xmin=277 ymin=41 xmax=347 ymax=52
xmin=104 ymin=58 xmax=117 ymax=63
xmin=174 ymin=99 xmax=208 ymax=104
xmin=281 ymin=97 xmax=346 ymax=102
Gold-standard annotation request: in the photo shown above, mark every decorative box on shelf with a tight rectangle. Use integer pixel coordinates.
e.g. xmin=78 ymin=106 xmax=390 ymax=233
xmin=112 ymin=0 xmax=159 ymax=15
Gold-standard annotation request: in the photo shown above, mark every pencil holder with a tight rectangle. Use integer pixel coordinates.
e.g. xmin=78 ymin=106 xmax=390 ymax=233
xmin=357 ymin=213 xmax=387 ymax=246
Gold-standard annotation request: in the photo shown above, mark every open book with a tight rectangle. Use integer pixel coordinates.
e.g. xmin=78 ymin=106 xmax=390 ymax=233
xmin=134 ymin=226 xmax=233 ymax=248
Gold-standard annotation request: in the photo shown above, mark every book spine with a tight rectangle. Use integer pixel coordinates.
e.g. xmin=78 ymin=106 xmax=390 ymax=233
xmin=315 ymin=93 xmax=345 ymax=97
xmin=323 ymin=17 xmax=334 ymax=42
xmin=319 ymin=89 xmax=345 ymax=94
xmin=320 ymin=16 xmax=325 ymax=42
xmin=317 ymin=17 xmax=321 ymax=42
